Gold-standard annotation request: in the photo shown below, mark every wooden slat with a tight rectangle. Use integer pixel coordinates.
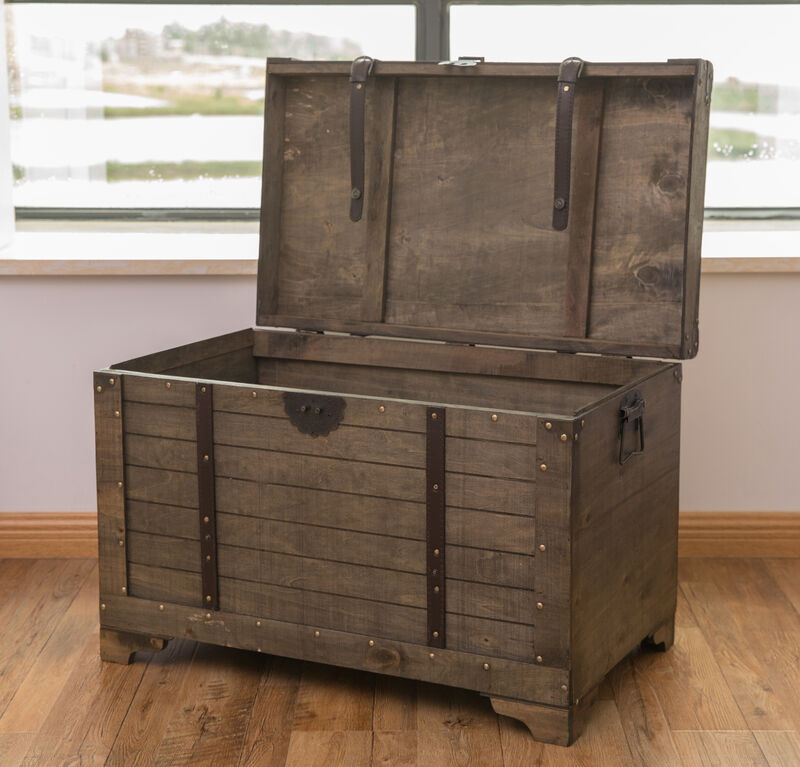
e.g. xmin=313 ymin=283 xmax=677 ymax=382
xmin=162 ymin=346 xmax=256 ymax=383
xmin=360 ymin=75 xmax=398 ymax=323
xmin=95 ymin=371 xmax=127 ymax=598
xmin=123 ymin=375 xmax=196 ymax=407
xmin=446 ymin=436 xmax=536 ymax=481
xmin=124 ymin=401 xmax=195 ymax=440
xmin=563 ymin=79 xmax=605 ymax=338
xmin=126 ymin=528 xmax=533 ymax=589
xmin=125 ymin=466 xmax=198 ymax=507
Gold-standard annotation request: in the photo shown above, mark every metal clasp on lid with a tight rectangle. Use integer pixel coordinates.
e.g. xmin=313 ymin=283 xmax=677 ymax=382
xmin=619 ymin=390 xmax=645 ymax=465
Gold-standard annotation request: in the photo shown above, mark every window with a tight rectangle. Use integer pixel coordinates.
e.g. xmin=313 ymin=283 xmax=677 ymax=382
xmin=6 ymin=3 xmax=415 ymax=209
xmin=450 ymin=3 xmax=800 ymax=210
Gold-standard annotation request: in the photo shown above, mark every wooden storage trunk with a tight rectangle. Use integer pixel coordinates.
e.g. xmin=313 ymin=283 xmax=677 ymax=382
xmin=95 ymin=58 xmax=711 ymax=746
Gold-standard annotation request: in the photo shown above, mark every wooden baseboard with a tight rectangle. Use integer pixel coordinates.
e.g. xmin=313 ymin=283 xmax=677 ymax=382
xmin=1 ymin=511 xmax=799 ymax=559
xmin=0 ymin=512 xmax=98 ymax=558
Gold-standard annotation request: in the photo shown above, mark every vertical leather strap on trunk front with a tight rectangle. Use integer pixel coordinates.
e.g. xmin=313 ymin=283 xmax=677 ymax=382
xmin=196 ymin=383 xmax=219 ymax=610
xmin=349 ymin=56 xmax=374 ymax=222
xmin=553 ymin=57 xmax=585 ymax=231
xmin=426 ymin=407 xmax=446 ymax=648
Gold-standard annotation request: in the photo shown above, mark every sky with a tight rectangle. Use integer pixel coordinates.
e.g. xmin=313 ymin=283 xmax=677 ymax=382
xmin=9 ymin=3 xmax=800 ymax=85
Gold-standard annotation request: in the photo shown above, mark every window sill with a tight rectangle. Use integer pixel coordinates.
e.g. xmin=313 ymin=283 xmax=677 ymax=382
xmin=1 ymin=223 xmax=800 ymax=276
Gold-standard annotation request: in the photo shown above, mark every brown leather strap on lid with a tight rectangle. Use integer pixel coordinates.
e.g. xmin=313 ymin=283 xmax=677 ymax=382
xmin=553 ymin=56 xmax=584 ymax=231
xmin=349 ymin=55 xmax=374 ymax=222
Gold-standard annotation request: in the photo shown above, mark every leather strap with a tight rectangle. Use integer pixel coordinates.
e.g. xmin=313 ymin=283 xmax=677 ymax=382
xmin=349 ymin=56 xmax=374 ymax=222
xmin=553 ymin=57 xmax=584 ymax=231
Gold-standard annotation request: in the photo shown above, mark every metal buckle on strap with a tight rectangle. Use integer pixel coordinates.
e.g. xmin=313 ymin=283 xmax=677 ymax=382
xmin=619 ymin=390 xmax=646 ymax=465
xmin=350 ymin=55 xmax=375 ymax=82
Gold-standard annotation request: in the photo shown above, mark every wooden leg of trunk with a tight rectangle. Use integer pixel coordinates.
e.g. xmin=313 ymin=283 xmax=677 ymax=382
xmin=99 ymin=628 xmax=169 ymax=665
xmin=489 ymin=688 xmax=598 ymax=747
xmin=642 ymin=616 xmax=675 ymax=652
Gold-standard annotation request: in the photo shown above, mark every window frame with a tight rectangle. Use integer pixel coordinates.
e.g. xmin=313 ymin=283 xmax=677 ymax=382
xmin=7 ymin=0 xmax=800 ymax=222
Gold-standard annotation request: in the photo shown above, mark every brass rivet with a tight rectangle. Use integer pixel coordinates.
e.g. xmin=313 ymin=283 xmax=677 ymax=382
xmin=159 ymin=604 xmax=165 ymax=611
xmin=483 ymin=663 xmax=490 ymax=670
xmin=314 ymin=630 xmax=320 ymax=638
xmin=201 ymin=386 xmax=207 ymax=393
xmin=545 ymin=422 xmax=552 ymax=430
xmin=540 ymin=463 xmax=548 ymax=472
xmin=203 ymin=455 xmax=210 ymax=462
xmin=379 ymin=405 xmax=385 ymax=413
xmin=539 ymin=544 xmax=546 ymax=552
xmin=206 ymin=612 xmax=212 ymax=619
xmin=433 ymin=631 xmax=439 ymax=638
xmin=356 ymin=83 xmax=362 ymax=89
xmin=432 ymin=483 xmax=439 ymax=491
xmin=252 ymin=391 xmax=257 ymax=398
xmin=121 ymin=586 xmax=127 ymax=594
xmin=117 ymin=481 xmax=123 ymax=488
xmin=256 ymin=620 xmax=262 ymax=627
xmin=257 ymin=647 xmax=262 ymax=653
xmin=109 ymin=378 xmax=115 ymax=385
xmin=581 ymin=420 xmax=585 ymax=427
xmin=369 ymin=640 xmax=375 ymax=647
xmin=537 ymin=602 xmax=544 ymax=610
xmin=536 ymin=655 xmax=543 ymax=663
xmin=100 ymin=603 xmax=106 ymax=611
xmin=433 ymin=548 xmax=440 ymax=556
xmin=203 ymin=516 xmax=210 ymax=523
xmin=300 ymin=405 xmax=307 ymax=412
xmin=574 ymin=434 xmax=579 ymax=441
xmin=561 ymin=684 xmax=568 ymax=692
xmin=429 ymin=652 xmax=435 ymax=659
xmin=491 ymin=414 xmax=498 ymax=422
xmin=314 ymin=407 xmax=321 ymax=415
xmin=114 ymin=410 xmax=120 ymax=418
xmin=560 ymin=433 xmax=567 ymax=442
xmin=206 ymin=554 xmax=211 ymax=561
xmin=434 ymin=586 xmax=440 ymax=593
xmin=96 ymin=385 xmax=103 ymax=393
xmin=563 ymin=85 xmax=570 ymax=92
xmin=205 ymin=595 xmax=212 ymax=603
xmin=165 ymin=381 xmax=171 ymax=389
xmin=431 ymin=412 xmax=438 ymax=420
xmin=118 ymin=539 xmax=124 ymax=547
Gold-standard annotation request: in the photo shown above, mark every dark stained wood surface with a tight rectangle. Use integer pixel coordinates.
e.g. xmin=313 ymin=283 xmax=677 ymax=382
xmin=256 ymin=61 xmax=709 ymax=359
xmin=4 ymin=557 xmax=799 ymax=765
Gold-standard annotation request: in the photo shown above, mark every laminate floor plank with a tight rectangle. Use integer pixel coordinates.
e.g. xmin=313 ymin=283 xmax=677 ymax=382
xmin=752 ymin=731 xmax=800 ymax=767
xmin=292 ymin=663 xmax=375 ymax=732
xmin=238 ymin=656 xmax=303 ymax=767
xmin=373 ymin=676 xmax=418 ymax=732
xmin=283 ymin=731 xmax=373 ymax=767
xmin=372 ymin=731 xmax=418 ymax=767
xmin=672 ymin=731 xmax=770 ymax=767
xmin=0 ymin=563 xmax=99 ymax=734
xmin=0 ymin=734 xmax=33 ymax=767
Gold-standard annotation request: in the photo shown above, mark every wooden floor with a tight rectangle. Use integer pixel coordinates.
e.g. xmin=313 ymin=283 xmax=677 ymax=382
xmin=1 ymin=559 xmax=800 ymax=766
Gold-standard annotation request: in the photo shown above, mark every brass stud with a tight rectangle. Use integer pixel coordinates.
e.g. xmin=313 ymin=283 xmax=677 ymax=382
xmin=574 ymin=433 xmax=579 ymax=441
xmin=429 ymin=652 xmax=435 ymax=659
xmin=203 ymin=516 xmax=210 ymax=523
xmin=203 ymin=455 xmax=210 ymax=462
xmin=206 ymin=612 xmax=212 ymax=619
xmin=356 ymin=82 xmax=363 ymax=89
xmin=560 ymin=433 xmax=567 ymax=442
xmin=581 ymin=420 xmax=585 ymax=427
xmin=483 ymin=663 xmax=490 ymax=670
xmin=432 ymin=483 xmax=439 ymax=491
xmin=379 ymin=405 xmax=385 ymax=413
xmin=159 ymin=604 xmax=165 ymax=611
xmin=205 ymin=595 xmax=212 ymax=603
xmin=369 ymin=640 xmax=375 ymax=647
xmin=314 ymin=407 xmax=321 ymax=415
xmin=545 ymin=422 xmax=552 ymax=430
xmin=96 ymin=385 xmax=103 ymax=393
xmin=109 ymin=378 xmax=115 ymax=385
xmin=536 ymin=655 xmax=543 ymax=663
xmin=537 ymin=602 xmax=544 ymax=610
xmin=431 ymin=412 xmax=438 ymax=420
xmin=434 ymin=586 xmax=440 ymax=593
xmin=201 ymin=386 xmax=207 ymax=393
xmin=433 ymin=548 xmax=440 ymax=556
xmin=257 ymin=647 xmax=262 ymax=653
xmin=165 ymin=381 xmax=171 ymax=389
xmin=539 ymin=544 xmax=546 ymax=552
xmin=100 ymin=603 xmax=106 ymax=611
xmin=118 ymin=539 xmax=124 ymax=547
xmin=314 ymin=630 xmax=320 ymax=638
xmin=114 ymin=410 xmax=121 ymax=418
xmin=491 ymin=414 xmax=498 ymax=422
xmin=206 ymin=554 xmax=211 ymax=561
xmin=300 ymin=405 xmax=307 ymax=412
xmin=121 ymin=586 xmax=127 ymax=594
xmin=205 ymin=534 xmax=211 ymax=541
xmin=433 ymin=631 xmax=439 ymax=638
xmin=256 ymin=620 xmax=262 ymax=627
xmin=561 ymin=684 xmax=568 ymax=692
xmin=540 ymin=463 xmax=548 ymax=472
xmin=563 ymin=85 xmax=570 ymax=92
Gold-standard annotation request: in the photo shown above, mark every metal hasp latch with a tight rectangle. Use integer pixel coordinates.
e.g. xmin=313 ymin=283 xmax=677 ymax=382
xmin=618 ymin=389 xmax=645 ymax=465
xmin=284 ymin=392 xmax=346 ymax=437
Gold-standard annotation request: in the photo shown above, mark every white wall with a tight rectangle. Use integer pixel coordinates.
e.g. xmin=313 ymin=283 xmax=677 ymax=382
xmin=1 ymin=270 xmax=798 ymax=514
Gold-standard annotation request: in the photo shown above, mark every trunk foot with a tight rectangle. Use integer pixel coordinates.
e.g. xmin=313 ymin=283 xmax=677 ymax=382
xmin=100 ymin=627 xmax=170 ymax=665
xmin=642 ymin=617 xmax=675 ymax=652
